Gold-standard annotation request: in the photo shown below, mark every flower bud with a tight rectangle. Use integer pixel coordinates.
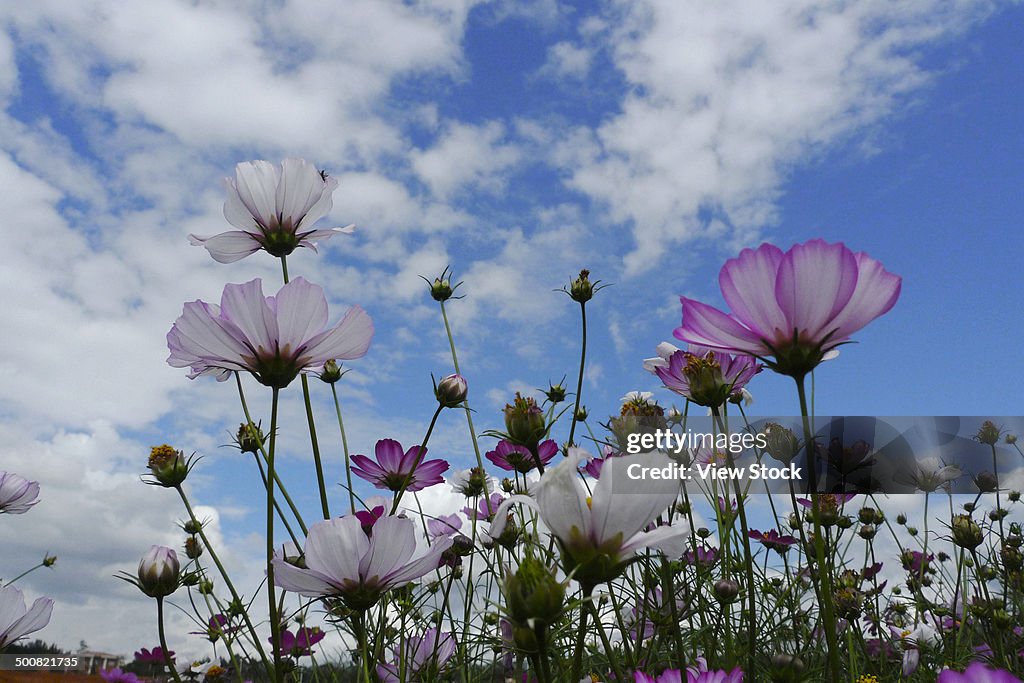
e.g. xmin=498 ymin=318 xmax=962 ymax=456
xmin=976 ymin=420 xmax=1002 ymax=445
xmin=1007 ymin=434 xmax=1018 ymax=445
xmin=236 ymin=423 xmax=264 ymax=454
xmin=504 ymin=555 xmax=566 ymax=628
xmin=319 ymin=359 xmax=343 ymax=384
xmin=858 ymin=507 xmax=876 ymax=525
xmin=430 ymin=277 xmax=453 ymax=301
xmin=761 ymin=423 xmax=800 ymax=463
xmin=974 ymin=471 xmax=999 ymax=494
xmin=435 ymin=374 xmax=468 ymax=408
xmin=896 ymin=513 xmax=907 ymax=525
xmin=184 ymin=519 xmax=203 ymax=535
xmin=567 ymin=269 xmax=595 ymax=303
xmin=544 ymin=382 xmax=567 ymax=404
xmin=1009 ymin=491 xmax=1021 ymax=503
xmin=858 ymin=524 xmax=876 ymax=540
xmin=503 ymin=393 xmax=546 ymax=449
xmin=148 ymin=445 xmax=190 ymax=487
xmin=769 ymin=653 xmax=805 ymax=683
xmin=185 ymin=536 xmax=203 ymax=560
xmin=138 ymin=545 xmax=180 ymax=598
xmin=574 ymin=406 xmax=589 ymax=422
xmin=713 ymin=579 xmax=740 ymax=604
xmin=43 ymin=554 xmax=57 ymax=567
xmin=952 ymin=514 xmax=983 ymax=550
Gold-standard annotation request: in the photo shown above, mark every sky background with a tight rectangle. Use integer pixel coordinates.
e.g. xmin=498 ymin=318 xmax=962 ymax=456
xmin=1 ymin=0 xmax=1023 ymax=662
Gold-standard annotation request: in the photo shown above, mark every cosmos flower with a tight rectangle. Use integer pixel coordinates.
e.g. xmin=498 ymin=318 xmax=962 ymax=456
xmin=486 ymin=439 xmax=559 ymax=474
xmin=167 ymin=277 xmax=373 ymax=388
xmin=937 ymin=664 xmax=1023 ymax=683
xmin=274 ymin=627 xmax=326 ymax=657
xmin=645 ymin=343 xmax=760 ymax=407
xmin=427 ymin=513 xmax=462 ymax=538
xmin=350 ymin=439 xmax=448 ymax=493
xmin=272 ymin=515 xmax=452 ymax=611
xmin=376 ymin=627 xmax=456 ymax=682
xmin=134 ymin=647 xmax=174 ymax=663
xmin=489 ymin=449 xmax=687 ymax=587
xmin=189 ymin=158 xmax=353 ymax=263
xmin=748 ymin=529 xmax=798 ymax=554
xmin=0 ymin=585 xmax=53 ymax=649
xmin=463 ymin=493 xmax=504 ymax=523
xmin=99 ymin=669 xmax=142 ymax=683
xmin=674 ymin=240 xmax=901 ymax=377
xmin=890 ymin=622 xmax=940 ymax=676
xmin=0 ymin=472 xmax=40 ymax=514
xmin=904 ymin=457 xmax=962 ymax=493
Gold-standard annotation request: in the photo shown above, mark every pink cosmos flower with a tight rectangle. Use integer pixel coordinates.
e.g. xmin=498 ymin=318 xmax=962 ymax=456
xmin=674 ymin=240 xmax=901 ymax=377
xmin=354 ymin=505 xmax=386 ymax=533
xmin=351 ymin=439 xmax=448 ymax=492
xmin=0 ymin=471 xmax=40 ymax=514
xmin=189 ymin=158 xmax=353 ymax=263
xmin=274 ymin=626 xmax=326 ymax=657
xmin=99 ymin=669 xmax=142 ymax=683
xmin=486 ymin=439 xmax=559 ymax=474
xmin=134 ymin=647 xmax=174 ymax=663
xmin=376 ymin=627 xmax=456 ymax=682
xmin=427 ymin=513 xmax=463 ymax=538
xmin=938 ymin=664 xmax=1023 ymax=683
xmin=272 ymin=515 xmax=452 ymax=611
xmin=0 ymin=585 xmax=54 ymax=648
xmin=748 ymin=529 xmax=797 ymax=554
xmin=463 ymin=493 xmax=504 ymax=522
xmin=645 ymin=343 xmax=760 ymax=407
xmin=167 ymin=278 xmax=372 ymax=389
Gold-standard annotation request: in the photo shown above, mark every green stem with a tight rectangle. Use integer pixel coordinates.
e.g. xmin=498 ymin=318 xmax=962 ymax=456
xmin=267 ymin=387 xmax=282 ymax=683
xmin=795 ymin=374 xmax=841 ymax=680
xmin=157 ymin=597 xmax=184 ymax=683
xmin=175 ymin=486 xmax=273 ymax=678
xmin=330 ymin=383 xmax=357 ymax=514
xmin=390 ymin=404 xmax=445 ymax=515
xmin=567 ymin=302 xmax=588 ymax=448
xmin=572 ymin=585 xmax=593 ymax=682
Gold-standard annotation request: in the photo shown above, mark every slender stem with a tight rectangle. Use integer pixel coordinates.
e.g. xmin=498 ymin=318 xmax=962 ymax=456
xmin=235 ymin=373 xmax=309 ymax=536
xmin=267 ymin=387 xmax=282 ymax=683
xmin=330 ymin=383 xmax=357 ymax=514
xmin=157 ymin=598 xmax=184 ymax=683
xmin=301 ymin=374 xmax=331 ymax=520
xmin=175 ymin=486 xmax=273 ymax=678
xmin=795 ymin=374 xmax=841 ymax=680
xmin=567 ymin=302 xmax=588 ymax=448
xmin=572 ymin=584 xmax=593 ymax=682
xmin=390 ymin=404 xmax=445 ymax=514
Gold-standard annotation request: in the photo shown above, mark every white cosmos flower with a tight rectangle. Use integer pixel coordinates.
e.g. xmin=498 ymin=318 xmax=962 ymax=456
xmin=490 ymin=449 xmax=686 ymax=587
xmin=0 ymin=471 xmax=40 ymax=514
xmin=272 ymin=515 xmax=452 ymax=611
xmin=0 ymin=584 xmax=54 ymax=648
xmin=189 ymin=158 xmax=354 ymax=263
xmin=906 ymin=457 xmax=962 ymax=493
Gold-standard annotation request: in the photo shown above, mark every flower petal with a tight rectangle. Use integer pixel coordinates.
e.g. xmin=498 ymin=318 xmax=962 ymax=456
xmin=301 ymin=304 xmax=374 ymax=363
xmin=272 ymin=278 xmax=329 ymax=350
xmin=824 ymin=251 xmax=902 ymax=342
xmin=536 ymin=452 xmax=591 ymax=543
xmin=589 ymin=451 xmax=680 ymax=547
xmin=775 ymin=240 xmax=858 ymax=342
xmin=674 ymin=298 xmax=766 ymax=356
xmin=219 ymin=280 xmax=279 ymax=357
xmin=718 ymin=243 xmax=786 ymax=337
xmin=187 ymin=231 xmax=262 ymax=264
xmin=359 ymin=516 xmax=417 ymax=581
xmin=231 ymin=160 xmax=280 ymax=231
xmin=303 ymin=517 xmax=368 ymax=585
xmin=271 ymin=558 xmax=341 ymax=597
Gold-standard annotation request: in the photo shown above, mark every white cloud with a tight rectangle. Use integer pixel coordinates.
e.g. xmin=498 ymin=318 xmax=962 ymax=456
xmin=411 ymin=121 xmax=523 ymax=199
xmin=558 ymin=0 xmax=997 ymax=275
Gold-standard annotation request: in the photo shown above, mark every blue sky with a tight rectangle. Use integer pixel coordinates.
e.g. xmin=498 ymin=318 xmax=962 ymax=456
xmin=1 ymin=0 xmax=1022 ymax=659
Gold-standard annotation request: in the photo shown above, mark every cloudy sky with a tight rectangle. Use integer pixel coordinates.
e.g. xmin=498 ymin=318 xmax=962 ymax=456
xmin=2 ymin=0 xmax=1023 ymax=661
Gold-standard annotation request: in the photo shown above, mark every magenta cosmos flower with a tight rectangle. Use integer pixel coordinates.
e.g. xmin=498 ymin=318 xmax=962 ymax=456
xmin=486 ymin=439 xmax=558 ymax=474
xmin=675 ymin=239 xmax=901 ymax=378
xmin=99 ymin=669 xmax=142 ymax=683
xmin=134 ymin=647 xmax=174 ymax=663
xmin=376 ymin=627 xmax=456 ymax=682
xmin=272 ymin=515 xmax=452 ymax=611
xmin=273 ymin=626 xmax=326 ymax=657
xmin=351 ymin=439 xmax=448 ymax=492
xmin=189 ymin=158 xmax=353 ymax=263
xmin=0 ymin=584 xmax=54 ymax=648
xmin=938 ymin=663 xmax=1023 ymax=683
xmin=645 ymin=342 xmax=760 ymax=407
xmin=167 ymin=277 xmax=372 ymax=389
xmin=0 ymin=471 xmax=40 ymax=514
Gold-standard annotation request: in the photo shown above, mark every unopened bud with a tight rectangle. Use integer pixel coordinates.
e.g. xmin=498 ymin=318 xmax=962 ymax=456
xmin=952 ymin=514 xmax=983 ymax=550
xmin=435 ymin=374 xmax=468 ymax=408
xmin=319 ymin=359 xmax=343 ymax=384
xmin=147 ymin=445 xmax=190 ymax=487
xmin=976 ymin=420 xmax=1002 ymax=445
xmin=713 ymin=579 xmax=740 ymax=604
xmin=137 ymin=545 xmax=180 ymax=598
xmin=568 ymin=269 xmax=595 ymax=303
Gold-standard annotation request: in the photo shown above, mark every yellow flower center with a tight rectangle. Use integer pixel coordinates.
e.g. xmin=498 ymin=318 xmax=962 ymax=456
xmin=855 ymin=676 xmax=880 ymax=683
